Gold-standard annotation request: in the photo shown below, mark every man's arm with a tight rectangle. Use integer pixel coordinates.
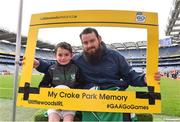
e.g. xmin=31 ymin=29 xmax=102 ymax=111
xmin=117 ymin=54 xmax=146 ymax=87
xmin=118 ymin=55 xmax=161 ymax=86
xmin=39 ymin=72 xmax=52 ymax=88
xmin=34 ymin=58 xmax=55 ymax=74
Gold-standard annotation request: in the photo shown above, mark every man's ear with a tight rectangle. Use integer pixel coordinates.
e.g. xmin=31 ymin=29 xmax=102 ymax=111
xmin=98 ymin=35 xmax=102 ymax=42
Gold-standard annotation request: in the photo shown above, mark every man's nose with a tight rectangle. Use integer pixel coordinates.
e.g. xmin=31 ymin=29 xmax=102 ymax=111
xmin=87 ymin=43 xmax=93 ymax=49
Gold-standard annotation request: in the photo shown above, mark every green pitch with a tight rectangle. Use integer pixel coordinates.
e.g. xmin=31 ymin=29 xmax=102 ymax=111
xmin=0 ymin=75 xmax=179 ymax=116
xmin=0 ymin=74 xmax=43 ymax=99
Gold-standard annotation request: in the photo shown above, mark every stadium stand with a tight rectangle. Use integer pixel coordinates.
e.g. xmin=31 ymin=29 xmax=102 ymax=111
xmin=166 ymin=0 xmax=180 ymax=44
xmin=0 ymin=28 xmax=179 ymax=79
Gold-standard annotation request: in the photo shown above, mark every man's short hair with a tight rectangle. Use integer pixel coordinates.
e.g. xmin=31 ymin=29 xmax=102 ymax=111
xmin=79 ymin=27 xmax=100 ymax=39
xmin=54 ymin=42 xmax=72 ymax=54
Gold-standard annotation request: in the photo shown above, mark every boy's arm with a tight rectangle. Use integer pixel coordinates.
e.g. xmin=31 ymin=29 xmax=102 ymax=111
xmin=35 ymin=58 xmax=55 ymax=74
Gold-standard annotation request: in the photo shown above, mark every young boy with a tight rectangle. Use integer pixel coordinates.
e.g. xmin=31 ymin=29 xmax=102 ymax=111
xmin=39 ymin=42 xmax=80 ymax=122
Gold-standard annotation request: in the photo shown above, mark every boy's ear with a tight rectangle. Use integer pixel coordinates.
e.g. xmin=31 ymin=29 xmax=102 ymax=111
xmin=54 ymin=53 xmax=57 ymax=59
xmin=72 ymin=53 xmax=76 ymax=57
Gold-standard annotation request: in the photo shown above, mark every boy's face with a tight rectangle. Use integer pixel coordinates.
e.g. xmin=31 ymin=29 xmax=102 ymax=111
xmin=55 ymin=47 xmax=72 ymax=65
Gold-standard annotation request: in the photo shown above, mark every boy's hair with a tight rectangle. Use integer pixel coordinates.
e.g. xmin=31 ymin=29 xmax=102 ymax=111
xmin=79 ymin=27 xmax=100 ymax=39
xmin=54 ymin=42 xmax=72 ymax=54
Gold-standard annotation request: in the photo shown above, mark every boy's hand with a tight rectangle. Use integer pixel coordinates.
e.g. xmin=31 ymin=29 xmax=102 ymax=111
xmin=33 ymin=59 xmax=40 ymax=68
xmin=22 ymin=57 xmax=40 ymax=68
xmin=22 ymin=57 xmax=26 ymax=65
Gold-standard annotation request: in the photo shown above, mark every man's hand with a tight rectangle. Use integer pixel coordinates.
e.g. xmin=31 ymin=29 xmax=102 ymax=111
xmin=144 ymin=72 xmax=161 ymax=84
xmin=154 ymin=72 xmax=161 ymax=81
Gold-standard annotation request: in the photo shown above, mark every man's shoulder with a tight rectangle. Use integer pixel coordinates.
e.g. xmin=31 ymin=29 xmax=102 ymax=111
xmin=48 ymin=63 xmax=57 ymax=70
xmin=106 ymin=48 xmax=123 ymax=57
xmin=69 ymin=61 xmax=79 ymax=68
xmin=73 ymin=53 xmax=83 ymax=61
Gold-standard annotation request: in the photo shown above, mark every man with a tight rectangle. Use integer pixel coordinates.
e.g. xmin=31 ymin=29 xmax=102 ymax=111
xmin=34 ymin=27 xmax=161 ymax=121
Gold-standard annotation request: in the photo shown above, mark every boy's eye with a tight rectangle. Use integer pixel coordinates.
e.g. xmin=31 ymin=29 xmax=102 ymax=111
xmin=58 ymin=53 xmax=70 ymax=57
xmin=65 ymin=54 xmax=69 ymax=56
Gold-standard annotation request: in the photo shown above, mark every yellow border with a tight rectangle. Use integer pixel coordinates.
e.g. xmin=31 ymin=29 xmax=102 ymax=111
xmin=17 ymin=10 xmax=160 ymax=113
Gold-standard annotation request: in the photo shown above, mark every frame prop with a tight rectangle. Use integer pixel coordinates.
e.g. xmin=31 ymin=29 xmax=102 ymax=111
xmin=17 ymin=10 xmax=160 ymax=113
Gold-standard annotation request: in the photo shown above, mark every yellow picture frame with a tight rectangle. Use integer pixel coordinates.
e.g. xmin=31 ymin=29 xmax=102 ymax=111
xmin=17 ymin=10 xmax=160 ymax=113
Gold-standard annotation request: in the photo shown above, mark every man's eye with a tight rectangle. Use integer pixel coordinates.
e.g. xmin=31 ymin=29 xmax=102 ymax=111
xmin=90 ymin=40 xmax=95 ymax=43
xmin=83 ymin=42 xmax=88 ymax=45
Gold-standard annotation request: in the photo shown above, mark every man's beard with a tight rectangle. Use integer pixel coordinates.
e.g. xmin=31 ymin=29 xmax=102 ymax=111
xmin=83 ymin=45 xmax=103 ymax=65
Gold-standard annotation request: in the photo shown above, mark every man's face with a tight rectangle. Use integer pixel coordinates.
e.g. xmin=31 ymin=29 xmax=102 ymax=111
xmin=55 ymin=47 xmax=72 ymax=65
xmin=81 ymin=32 xmax=101 ymax=55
